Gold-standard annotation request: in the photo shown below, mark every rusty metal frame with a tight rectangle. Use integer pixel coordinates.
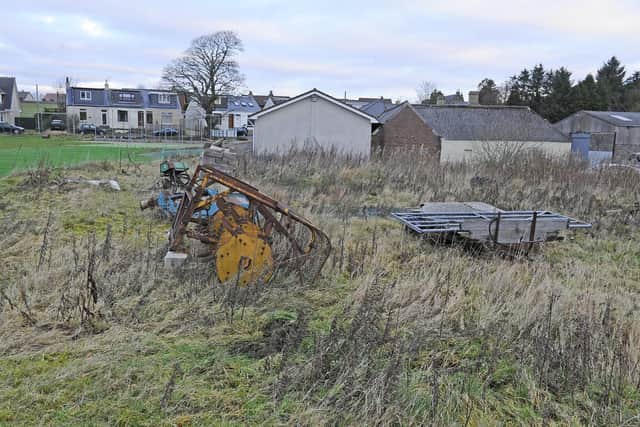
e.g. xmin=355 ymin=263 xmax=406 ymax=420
xmin=168 ymin=164 xmax=331 ymax=285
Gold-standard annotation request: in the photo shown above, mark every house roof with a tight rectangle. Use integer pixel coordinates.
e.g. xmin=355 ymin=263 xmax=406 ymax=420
xmin=582 ymin=111 xmax=640 ymax=127
xmin=252 ymin=94 xmax=269 ymax=108
xmin=67 ymin=86 xmax=181 ymax=109
xmin=252 ymin=92 xmax=290 ymax=108
xmin=225 ymin=94 xmax=260 ymax=113
xmin=376 ymin=102 xmax=413 ymax=123
xmin=412 ymin=105 xmax=569 ymax=142
xmin=0 ymin=77 xmax=17 ymax=111
xmin=250 ymin=89 xmax=379 ymax=123
xmin=360 ymin=99 xmax=395 ymax=118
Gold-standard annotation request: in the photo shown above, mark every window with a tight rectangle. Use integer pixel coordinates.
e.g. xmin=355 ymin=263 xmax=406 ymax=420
xmin=146 ymin=111 xmax=153 ymax=124
xmin=79 ymin=110 xmax=87 ymax=121
xmin=118 ymin=93 xmax=135 ymax=102
xmin=80 ymin=90 xmax=92 ymax=101
xmin=214 ymin=97 xmax=222 ymax=105
xmin=161 ymin=112 xmax=172 ymax=123
xmin=117 ymin=110 xmax=128 ymax=122
xmin=158 ymin=93 xmax=170 ymax=104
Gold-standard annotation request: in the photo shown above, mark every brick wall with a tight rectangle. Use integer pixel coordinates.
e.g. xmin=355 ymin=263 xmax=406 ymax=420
xmin=378 ymin=106 xmax=441 ymax=159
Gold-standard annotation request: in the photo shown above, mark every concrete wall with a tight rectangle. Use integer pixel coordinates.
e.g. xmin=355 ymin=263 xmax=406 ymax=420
xmin=67 ymin=106 xmax=181 ymax=128
xmin=440 ymin=139 xmax=572 ymax=162
xmin=374 ymin=106 xmax=441 ymax=159
xmin=555 ymin=112 xmax=640 ymax=162
xmin=253 ymin=96 xmax=372 ymax=157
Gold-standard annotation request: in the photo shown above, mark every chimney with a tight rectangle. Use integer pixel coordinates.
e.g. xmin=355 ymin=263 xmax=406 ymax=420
xmin=468 ymin=91 xmax=480 ymax=105
xmin=268 ymin=90 xmax=273 ymax=96
xmin=104 ymin=79 xmax=109 ymax=89
xmin=65 ymin=76 xmax=70 ymax=90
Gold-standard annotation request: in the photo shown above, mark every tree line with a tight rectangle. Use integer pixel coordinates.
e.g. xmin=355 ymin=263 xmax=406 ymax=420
xmin=476 ymin=57 xmax=640 ymax=122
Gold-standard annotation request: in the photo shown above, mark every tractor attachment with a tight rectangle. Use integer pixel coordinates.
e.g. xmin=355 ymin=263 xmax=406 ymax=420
xmin=165 ymin=164 xmax=331 ymax=286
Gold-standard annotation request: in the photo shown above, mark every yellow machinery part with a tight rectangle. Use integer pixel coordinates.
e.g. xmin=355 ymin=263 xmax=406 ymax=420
xmin=210 ymin=204 xmax=274 ymax=286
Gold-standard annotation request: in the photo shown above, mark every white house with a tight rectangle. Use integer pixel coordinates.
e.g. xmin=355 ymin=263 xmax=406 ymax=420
xmin=212 ymin=94 xmax=260 ymax=130
xmin=184 ymin=99 xmax=207 ymax=136
xmin=250 ymin=89 xmax=379 ymax=157
xmin=65 ymin=79 xmax=182 ymax=129
xmin=0 ymin=77 xmax=21 ymax=124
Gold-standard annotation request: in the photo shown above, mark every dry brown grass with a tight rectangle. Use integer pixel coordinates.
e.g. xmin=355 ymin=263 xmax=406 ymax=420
xmin=0 ymin=148 xmax=639 ymax=425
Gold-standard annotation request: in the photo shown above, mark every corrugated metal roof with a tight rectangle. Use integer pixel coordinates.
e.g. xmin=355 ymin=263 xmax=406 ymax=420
xmin=583 ymin=111 xmax=640 ymax=127
xmin=413 ymin=105 xmax=569 ymax=142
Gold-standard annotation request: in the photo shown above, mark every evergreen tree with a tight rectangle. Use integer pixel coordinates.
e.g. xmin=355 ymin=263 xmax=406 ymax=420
xmin=428 ymin=89 xmax=444 ymax=105
xmin=477 ymin=78 xmax=501 ymax=105
xmin=623 ymin=71 xmax=640 ymax=110
xmin=596 ymin=56 xmax=626 ymax=110
xmin=542 ymin=68 xmax=576 ymax=122
xmin=574 ymin=74 xmax=605 ymax=111
xmin=506 ymin=69 xmax=531 ymax=106
xmin=530 ymin=64 xmax=546 ymax=112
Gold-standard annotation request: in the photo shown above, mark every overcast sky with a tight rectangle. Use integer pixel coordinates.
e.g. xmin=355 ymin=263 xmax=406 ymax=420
xmin=2 ymin=0 xmax=639 ymax=101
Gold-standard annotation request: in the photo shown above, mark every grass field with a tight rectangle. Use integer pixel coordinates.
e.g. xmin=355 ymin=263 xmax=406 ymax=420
xmin=1 ymin=149 xmax=639 ymax=425
xmin=0 ymin=135 xmax=202 ymax=176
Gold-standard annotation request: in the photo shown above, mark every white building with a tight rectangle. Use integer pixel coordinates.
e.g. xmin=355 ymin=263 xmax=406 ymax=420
xmin=250 ymin=89 xmax=378 ymax=157
xmin=65 ymin=80 xmax=182 ymax=129
xmin=0 ymin=77 xmax=21 ymax=124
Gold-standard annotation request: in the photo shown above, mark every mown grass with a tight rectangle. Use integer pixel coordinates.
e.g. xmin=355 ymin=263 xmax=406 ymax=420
xmin=0 ymin=134 xmax=202 ymax=177
xmin=1 ymin=148 xmax=639 ymax=425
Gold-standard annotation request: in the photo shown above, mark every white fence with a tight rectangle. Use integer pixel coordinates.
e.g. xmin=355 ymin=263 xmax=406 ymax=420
xmin=212 ymin=128 xmax=237 ymax=138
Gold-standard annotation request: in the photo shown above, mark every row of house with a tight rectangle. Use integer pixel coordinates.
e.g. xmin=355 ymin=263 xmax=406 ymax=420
xmin=3 ymin=74 xmax=640 ymax=164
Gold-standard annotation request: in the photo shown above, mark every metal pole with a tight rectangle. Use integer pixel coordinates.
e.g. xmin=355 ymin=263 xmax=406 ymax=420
xmin=35 ymin=84 xmax=40 ymax=132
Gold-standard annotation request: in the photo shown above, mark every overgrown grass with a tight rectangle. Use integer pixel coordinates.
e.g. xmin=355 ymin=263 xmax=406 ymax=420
xmin=1 ymin=148 xmax=639 ymax=425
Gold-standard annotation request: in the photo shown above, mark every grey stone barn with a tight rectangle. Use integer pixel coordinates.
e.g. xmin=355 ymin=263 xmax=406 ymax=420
xmin=554 ymin=111 xmax=640 ymax=162
xmin=250 ymin=89 xmax=378 ymax=158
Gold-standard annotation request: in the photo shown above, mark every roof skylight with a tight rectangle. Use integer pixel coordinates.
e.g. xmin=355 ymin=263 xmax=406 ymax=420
xmin=610 ymin=114 xmax=632 ymax=122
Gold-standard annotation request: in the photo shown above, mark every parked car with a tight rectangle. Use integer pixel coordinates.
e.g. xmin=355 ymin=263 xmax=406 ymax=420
xmin=0 ymin=122 xmax=25 ymax=134
xmin=236 ymin=126 xmax=248 ymax=137
xmin=153 ymin=127 xmax=179 ymax=137
xmin=49 ymin=119 xmax=66 ymax=131
xmin=77 ymin=123 xmax=105 ymax=135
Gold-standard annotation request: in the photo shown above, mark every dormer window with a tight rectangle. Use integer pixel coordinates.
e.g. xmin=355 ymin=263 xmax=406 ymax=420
xmin=158 ymin=93 xmax=170 ymax=104
xmin=119 ymin=93 xmax=135 ymax=102
xmin=80 ymin=90 xmax=91 ymax=101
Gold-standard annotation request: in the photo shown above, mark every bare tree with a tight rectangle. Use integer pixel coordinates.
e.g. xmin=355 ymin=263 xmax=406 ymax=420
xmin=416 ymin=80 xmax=436 ymax=104
xmin=162 ymin=31 xmax=244 ymax=123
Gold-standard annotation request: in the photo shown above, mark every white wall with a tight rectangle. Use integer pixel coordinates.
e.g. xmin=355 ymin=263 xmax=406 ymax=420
xmin=440 ymin=139 xmax=571 ymax=162
xmin=218 ymin=112 xmax=251 ymax=129
xmin=253 ymin=96 xmax=372 ymax=157
xmin=67 ymin=106 xmax=180 ymax=128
